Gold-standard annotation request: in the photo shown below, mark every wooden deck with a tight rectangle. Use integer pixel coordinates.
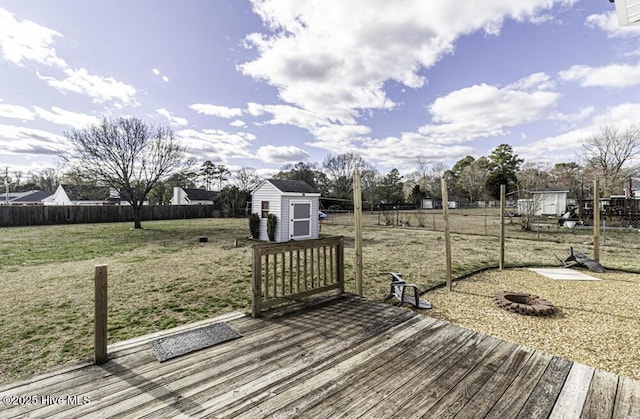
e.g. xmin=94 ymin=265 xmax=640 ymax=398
xmin=1 ymin=295 xmax=638 ymax=418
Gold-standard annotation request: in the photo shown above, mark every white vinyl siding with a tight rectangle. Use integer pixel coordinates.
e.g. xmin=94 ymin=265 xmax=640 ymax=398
xmin=615 ymin=0 xmax=640 ymax=26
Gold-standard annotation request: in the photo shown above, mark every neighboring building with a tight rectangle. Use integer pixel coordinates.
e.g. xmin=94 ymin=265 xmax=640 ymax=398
xmin=43 ymin=184 xmax=146 ymax=206
xmin=0 ymin=190 xmax=53 ymax=205
xmin=251 ymin=179 xmax=321 ymax=242
xmin=421 ymin=198 xmax=435 ymax=209
xmin=528 ymin=188 xmax=570 ymax=216
xmin=170 ymin=187 xmax=217 ymax=205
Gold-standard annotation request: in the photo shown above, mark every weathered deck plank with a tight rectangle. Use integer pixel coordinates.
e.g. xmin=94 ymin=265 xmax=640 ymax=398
xmin=580 ymin=369 xmax=619 ymax=419
xmin=260 ymin=320 xmax=466 ymax=419
xmin=516 ymin=356 xmax=573 ymax=419
xmin=549 ymin=362 xmax=595 ymax=419
xmin=613 ymin=375 xmax=640 ymax=419
xmin=0 ymin=294 xmax=638 ymax=419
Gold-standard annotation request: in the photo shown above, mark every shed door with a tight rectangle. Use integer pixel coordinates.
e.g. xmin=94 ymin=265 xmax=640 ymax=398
xmin=290 ymin=201 xmax=312 ymax=239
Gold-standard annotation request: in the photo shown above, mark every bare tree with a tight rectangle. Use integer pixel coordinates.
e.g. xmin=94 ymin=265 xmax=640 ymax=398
xmin=583 ymin=125 xmax=640 ymax=196
xmin=235 ymin=167 xmax=262 ymax=192
xmin=459 ymin=160 xmax=489 ymax=202
xmin=63 ymin=116 xmax=194 ymax=229
xmin=322 ymin=153 xmax=369 ymax=199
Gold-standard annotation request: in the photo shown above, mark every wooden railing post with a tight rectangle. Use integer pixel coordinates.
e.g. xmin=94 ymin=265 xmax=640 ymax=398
xmin=499 ymin=184 xmax=506 ymax=270
xmin=441 ymin=179 xmax=452 ymax=291
xmin=593 ymin=179 xmax=600 ymax=262
xmin=252 ymin=248 xmax=262 ymax=318
xmin=337 ymin=238 xmax=345 ymax=294
xmin=94 ymin=264 xmax=108 ymax=365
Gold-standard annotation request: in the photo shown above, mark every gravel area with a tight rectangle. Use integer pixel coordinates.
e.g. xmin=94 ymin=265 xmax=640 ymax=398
xmin=423 ymin=268 xmax=640 ymax=381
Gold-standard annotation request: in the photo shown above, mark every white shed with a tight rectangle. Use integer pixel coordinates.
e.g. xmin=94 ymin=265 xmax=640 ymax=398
xmin=531 ymin=189 xmax=570 ymax=216
xmin=251 ymin=179 xmax=321 ymax=242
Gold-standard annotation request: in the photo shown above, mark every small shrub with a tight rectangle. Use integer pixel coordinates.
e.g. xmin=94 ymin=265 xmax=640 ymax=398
xmin=267 ymin=214 xmax=278 ymax=241
xmin=382 ymin=210 xmax=394 ymax=226
xmin=249 ymin=213 xmax=260 ymax=239
xmin=414 ymin=210 xmax=427 ymax=227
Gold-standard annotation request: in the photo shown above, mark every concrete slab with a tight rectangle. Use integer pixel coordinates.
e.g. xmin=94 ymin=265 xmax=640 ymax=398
xmin=529 ymin=268 xmax=601 ymax=281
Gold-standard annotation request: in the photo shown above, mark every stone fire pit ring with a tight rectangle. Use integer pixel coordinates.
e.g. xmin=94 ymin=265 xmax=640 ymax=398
xmin=494 ymin=291 xmax=555 ymax=316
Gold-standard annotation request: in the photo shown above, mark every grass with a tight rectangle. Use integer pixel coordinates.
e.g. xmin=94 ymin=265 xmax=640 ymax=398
xmin=0 ymin=215 xmax=638 ymax=383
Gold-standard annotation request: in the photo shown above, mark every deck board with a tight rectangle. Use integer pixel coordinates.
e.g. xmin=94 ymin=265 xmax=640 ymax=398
xmin=0 ymin=294 xmax=638 ymax=419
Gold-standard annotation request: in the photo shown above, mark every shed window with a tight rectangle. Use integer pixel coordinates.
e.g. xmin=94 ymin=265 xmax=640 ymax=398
xmin=261 ymin=201 xmax=269 ymax=218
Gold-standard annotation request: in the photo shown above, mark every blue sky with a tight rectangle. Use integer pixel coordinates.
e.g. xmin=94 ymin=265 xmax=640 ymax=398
xmin=1 ymin=0 xmax=640 ymax=181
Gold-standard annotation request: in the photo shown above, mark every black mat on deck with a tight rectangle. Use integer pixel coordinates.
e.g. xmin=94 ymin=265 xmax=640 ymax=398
xmin=149 ymin=322 xmax=242 ymax=362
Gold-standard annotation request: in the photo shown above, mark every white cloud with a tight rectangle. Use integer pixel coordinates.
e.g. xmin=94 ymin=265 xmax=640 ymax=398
xmin=256 ymin=145 xmax=310 ymax=163
xmin=240 ymin=0 xmax=575 ymax=122
xmin=549 ymin=107 xmax=595 ymax=124
xmin=162 ymin=76 xmax=169 ymax=83
xmin=516 ymin=102 xmax=640 ymax=163
xmin=0 ymin=8 xmax=67 ymax=68
xmin=0 ymin=124 xmax=66 ymax=155
xmin=152 ymin=68 xmax=160 ymax=75
xmin=37 ymin=67 xmax=138 ymax=106
xmin=360 ymin=133 xmax=474 ymax=169
xmin=33 ymin=106 xmax=98 ymax=127
xmin=559 ymin=62 xmax=640 ymax=88
xmin=585 ymin=11 xmax=640 ymax=38
xmin=156 ymin=108 xmax=188 ymax=127
xmin=189 ymin=104 xmax=243 ymax=118
xmin=418 ymin=73 xmax=559 ymax=143
xmin=177 ymin=128 xmax=256 ymax=161
xmin=0 ymin=104 xmax=35 ymax=120
xmin=0 ymin=8 xmax=138 ymax=107
xmin=247 ymin=101 xmax=371 ymax=153
xmin=230 ymin=119 xmax=246 ymax=127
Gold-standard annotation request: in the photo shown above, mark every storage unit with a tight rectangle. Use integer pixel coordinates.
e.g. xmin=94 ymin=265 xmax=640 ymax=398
xmin=251 ymin=179 xmax=321 ymax=242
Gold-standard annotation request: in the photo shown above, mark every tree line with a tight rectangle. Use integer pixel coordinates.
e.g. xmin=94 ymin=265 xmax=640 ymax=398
xmin=4 ymin=117 xmax=640 ymax=228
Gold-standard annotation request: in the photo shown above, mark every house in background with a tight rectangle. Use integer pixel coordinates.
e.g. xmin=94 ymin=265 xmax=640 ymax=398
xmin=43 ymin=184 xmax=143 ymax=206
xmin=251 ymin=179 xmax=321 ymax=242
xmin=170 ymin=187 xmax=217 ymax=205
xmin=0 ymin=190 xmax=53 ymax=205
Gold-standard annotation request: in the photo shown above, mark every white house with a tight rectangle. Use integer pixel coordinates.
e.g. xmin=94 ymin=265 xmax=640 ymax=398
xmin=170 ymin=187 xmax=217 ymax=205
xmin=529 ymin=188 xmax=570 ymax=216
xmin=251 ymin=179 xmax=321 ymax=242
xmin=43 ymin=185 xmax=147 ymax=206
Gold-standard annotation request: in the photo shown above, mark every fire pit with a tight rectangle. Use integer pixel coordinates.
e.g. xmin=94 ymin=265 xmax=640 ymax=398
xmin=494 ymin=291 xmax=555 ymax=316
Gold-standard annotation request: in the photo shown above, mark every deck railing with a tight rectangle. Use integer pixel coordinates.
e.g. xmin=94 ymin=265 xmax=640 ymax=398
xmin=251 ymin=236 xmax=344 ymax=317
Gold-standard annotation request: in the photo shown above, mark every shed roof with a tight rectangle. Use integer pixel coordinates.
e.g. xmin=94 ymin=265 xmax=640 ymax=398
xmin=266 ymin=179 xmax=319 ymax=194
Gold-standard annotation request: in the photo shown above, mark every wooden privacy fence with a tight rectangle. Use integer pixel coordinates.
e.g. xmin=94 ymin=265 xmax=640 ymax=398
xmin=0 ymin=204 xmax=220 ymax=227
xmin=251 ymin=236 xmax=345 ymax=317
